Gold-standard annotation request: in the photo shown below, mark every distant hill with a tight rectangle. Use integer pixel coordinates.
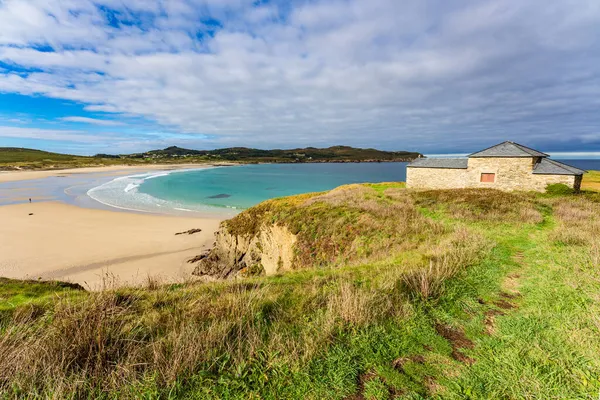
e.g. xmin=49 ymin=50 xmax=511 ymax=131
xmin=0 ymin=147 xmax=124 ymax=171
xmin=0 ymin=147 xmax=80 ymax=164
xmin=0 ymin=145 xmax=422 ymax=170
xmin=131 ymin=145 xmax=422 ymax=162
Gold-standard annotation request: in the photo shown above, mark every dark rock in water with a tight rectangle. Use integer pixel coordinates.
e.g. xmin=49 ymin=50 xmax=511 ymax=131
xmin=175 ymin=228 xmax=202 ymax=236
xmin=207 ymin=193 xmax=231 ymax=199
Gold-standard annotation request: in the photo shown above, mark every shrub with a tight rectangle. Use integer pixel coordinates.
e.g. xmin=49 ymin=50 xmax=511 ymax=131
xmin=546 ymin=183 xmax=575 ymax=195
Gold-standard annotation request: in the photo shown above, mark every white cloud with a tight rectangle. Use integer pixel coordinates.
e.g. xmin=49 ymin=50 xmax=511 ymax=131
xmin=0 ymin=0 xmax=600 ymax=152
xmin=0 ymin=126 xmax=109 ymax=143
xmin=59 ymin=116 xmax=124 ymax=126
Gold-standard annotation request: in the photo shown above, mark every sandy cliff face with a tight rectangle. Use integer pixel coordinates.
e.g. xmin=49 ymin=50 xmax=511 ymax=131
xmin=192 ymin=223 xmax=297 ymax=279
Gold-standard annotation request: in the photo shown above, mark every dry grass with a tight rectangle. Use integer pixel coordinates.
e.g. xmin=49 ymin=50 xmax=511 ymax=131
xmin=402 ymin=228 xmax=493 ymax=300
xmin=581 ymin=170 xmax=600 ymax=192
xmin=410 ymin=189 xmax=544 ymax=224
xmin=550 ymin=197 xmax=600 ymax=246
xmin=224 ymin=184 xmax=449 ymax=270
xmin=0 ymin=272 xmax=416 ymax=397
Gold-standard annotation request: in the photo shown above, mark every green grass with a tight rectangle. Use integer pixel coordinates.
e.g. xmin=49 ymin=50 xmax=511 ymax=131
xmin=0 ymin=147 xmax=216 ymax=171
xmin=582 ymin=170 xmax=600 ymax=191
xmin=0 ymin=278 xmax=84 ymax=309
xmin=0 ymin=148 xmax=81 ymax=163
xmin=0 ymin=147 xmax=132 ymax=170
xmin=1 ymin=187 xmax=599 ymax=398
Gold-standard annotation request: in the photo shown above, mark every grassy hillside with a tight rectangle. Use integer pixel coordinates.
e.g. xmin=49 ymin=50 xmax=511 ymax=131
xmin=0 ymin=147 xmax=135 ymax=170
xmin=133 ymin=145 xmax=421 ymax=163
xmin=1 ymin=185 xmax=600 ymax=398
xmin=0 ymin=148 xmax=80 ymax=163
xmin=0 ymin=145 xmax=421 ymax=171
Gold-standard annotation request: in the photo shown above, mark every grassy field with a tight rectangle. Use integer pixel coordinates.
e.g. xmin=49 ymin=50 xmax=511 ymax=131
xmin=582 ymin=170 xmax=600 ymax=191
xmin=1 ymin=181 xmax=600 ymax=398
xmin=0 ymin=148 xmax=139 ymax=170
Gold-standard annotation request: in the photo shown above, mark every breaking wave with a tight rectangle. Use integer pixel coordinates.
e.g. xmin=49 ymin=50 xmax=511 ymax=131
xmin=86 ymin=168 xmax=235 ymax=216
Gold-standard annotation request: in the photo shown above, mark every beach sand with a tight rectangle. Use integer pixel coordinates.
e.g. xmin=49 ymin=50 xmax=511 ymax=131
xmin=0 ymin=164 xmax=215 ymax=183
xmin=0 ymin=201 xmax=222 ymax=290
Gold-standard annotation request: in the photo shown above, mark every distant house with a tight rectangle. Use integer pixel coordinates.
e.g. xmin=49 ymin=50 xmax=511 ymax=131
xmin=406 ymin=141 xmax=586 ymax=192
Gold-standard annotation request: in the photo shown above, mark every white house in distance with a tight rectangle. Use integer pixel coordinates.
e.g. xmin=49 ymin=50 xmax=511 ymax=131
xmin=406 ymin=141 xmax=586 ymax=192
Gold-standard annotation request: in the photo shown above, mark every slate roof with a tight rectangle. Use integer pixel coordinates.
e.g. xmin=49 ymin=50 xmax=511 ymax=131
xmin=407 ymin=158 xmax=468 ymax=169
xmin=469 ymin=141 xmax=549 ymax=158
xmin=532 ymin=158 xmax=586 ymax=176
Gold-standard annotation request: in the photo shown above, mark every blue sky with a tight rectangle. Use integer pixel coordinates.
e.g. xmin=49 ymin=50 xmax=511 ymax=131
xmin=1 ymin=0 xmax=600 ymax=156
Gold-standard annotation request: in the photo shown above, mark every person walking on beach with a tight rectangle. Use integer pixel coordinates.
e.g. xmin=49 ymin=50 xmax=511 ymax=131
xmin=29 ymin=198 xmax=31 ymax=203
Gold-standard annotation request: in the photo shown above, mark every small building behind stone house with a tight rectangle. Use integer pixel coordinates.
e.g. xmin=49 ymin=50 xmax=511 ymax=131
xmin=406 ymin=141 xmax=586 ymax=192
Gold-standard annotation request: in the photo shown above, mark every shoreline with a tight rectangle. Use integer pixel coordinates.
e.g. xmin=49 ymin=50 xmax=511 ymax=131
xmin=0 ymin=166 xmax=227 ymax=290
xmin=0 ymin=163 xmax=237 ymax=184
xmin=0 ymin=159 xmax=419 ymax=183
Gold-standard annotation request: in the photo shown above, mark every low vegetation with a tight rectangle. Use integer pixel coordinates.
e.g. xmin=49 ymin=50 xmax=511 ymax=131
xmin=0 ymin=146 xmax=421 ymax=171
xmin=0 ymin=147 xmax=139 ymax=171
xmin=581 ymin=170 xmax=600 ymax=191
xmin=1 ymin=180 xmax=600 ymax=398
xmin=131 ymin=145 xmax=421 ymax=163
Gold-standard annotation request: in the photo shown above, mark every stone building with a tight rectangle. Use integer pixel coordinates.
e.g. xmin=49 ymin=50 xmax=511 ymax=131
xmin=406 ymin=141 xmax=585 ymax=192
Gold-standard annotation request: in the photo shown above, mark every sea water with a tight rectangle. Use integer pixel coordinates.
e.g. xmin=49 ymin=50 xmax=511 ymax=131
xmin=83 ymin=159 xmax=599 ymax=216
xmin=87 ymin=163 xmax=408 ymax=215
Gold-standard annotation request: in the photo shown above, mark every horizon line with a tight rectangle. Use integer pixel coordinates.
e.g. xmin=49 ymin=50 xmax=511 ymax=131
xmin=425 ymin=152 xmax=600 ymax=160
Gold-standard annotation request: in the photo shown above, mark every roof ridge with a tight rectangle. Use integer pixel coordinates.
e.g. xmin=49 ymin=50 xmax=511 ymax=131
xmin=510 ymin=142 xmax=549 ymax=157
xmin=469 ymin=141 xmax=547 ymax=158
xmin=467 ymin=141 xmax=510 ymax=157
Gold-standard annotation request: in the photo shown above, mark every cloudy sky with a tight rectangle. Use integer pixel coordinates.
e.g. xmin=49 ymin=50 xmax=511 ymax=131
xmin=0 ymin=0 xmax=599 ymax=155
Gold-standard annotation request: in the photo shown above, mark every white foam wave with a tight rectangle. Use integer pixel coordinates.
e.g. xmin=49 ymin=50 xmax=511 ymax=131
xmin=86 ymin=167 xmax=234 ymax=216
xmin=124 ymin=183 xmax=139 ymax=192
xmin=143 ymin=172 xmax=170 ymax=180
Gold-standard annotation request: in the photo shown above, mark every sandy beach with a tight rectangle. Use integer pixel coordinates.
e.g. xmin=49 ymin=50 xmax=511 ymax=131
xmin=0 ymin=164 xmax=213 ymax=183
xmin=0 ymin=165 xmax=226 ymax=290
xmin=0 ymin=201 xmax=222 ymax=290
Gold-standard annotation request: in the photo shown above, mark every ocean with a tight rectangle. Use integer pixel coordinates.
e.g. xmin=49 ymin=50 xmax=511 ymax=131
xmin=84 ymin=159 xmax=599 ymax=216
xmin=87 ymin=163 xmax=409 ymax=215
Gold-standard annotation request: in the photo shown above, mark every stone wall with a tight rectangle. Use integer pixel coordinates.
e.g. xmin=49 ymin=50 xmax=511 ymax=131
xmin=467 ymin=157 xmax=535 ymax=191
xmin=406 ymin=167 xmax=469 ymax=189
xmin=530 ymin=174 xmax=576 ymax=192
xmin=407 ymin=157 xmax=580 ymax=192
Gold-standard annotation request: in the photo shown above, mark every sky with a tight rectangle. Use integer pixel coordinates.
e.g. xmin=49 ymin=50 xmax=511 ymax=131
xmin=1 ymin=0 xmax=600 ymax=156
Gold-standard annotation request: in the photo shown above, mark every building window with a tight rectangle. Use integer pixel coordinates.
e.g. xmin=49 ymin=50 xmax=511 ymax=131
xmin=481 ymin=173 xmax=496 ymax=183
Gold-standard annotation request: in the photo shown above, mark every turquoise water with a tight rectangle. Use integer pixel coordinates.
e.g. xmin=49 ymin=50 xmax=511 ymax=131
xmin=138 ymin=163 xmax=408 ymax=210
xmin=81 ymin=159 xmax=599 ymax=216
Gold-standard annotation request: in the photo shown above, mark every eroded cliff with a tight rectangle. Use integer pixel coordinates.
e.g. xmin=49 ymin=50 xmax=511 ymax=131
xmin=192 ymin=223 xmax=297 ymax=279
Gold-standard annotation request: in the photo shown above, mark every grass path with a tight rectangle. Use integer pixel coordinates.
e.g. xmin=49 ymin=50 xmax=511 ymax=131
xmin=442 ymin=210 xmax=600 ymax=399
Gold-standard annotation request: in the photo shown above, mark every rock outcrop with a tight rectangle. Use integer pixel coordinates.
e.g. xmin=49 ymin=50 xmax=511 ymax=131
xmin=192 ymin=223 xmax=297 ymax=279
